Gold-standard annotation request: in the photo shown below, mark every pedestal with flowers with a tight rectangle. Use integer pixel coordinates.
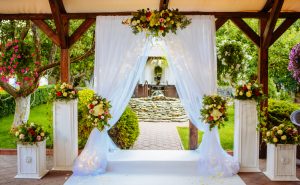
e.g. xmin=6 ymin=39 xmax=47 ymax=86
xmin=233 ymin=81 xmax=263 ymax=172
xmin=12 ymin=122 xmax=49 ymax=179
xmin=52 ymin=82 xmax=78 ymax=171
xmin=262 ymin=124 xmax=300 ymax=181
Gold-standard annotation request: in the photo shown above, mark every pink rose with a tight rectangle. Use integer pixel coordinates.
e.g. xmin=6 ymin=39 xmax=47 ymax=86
xmin=159 ymin=18 xmax=165 ymax=23
xmin=37 ymin=135 xmax=42 ymax=141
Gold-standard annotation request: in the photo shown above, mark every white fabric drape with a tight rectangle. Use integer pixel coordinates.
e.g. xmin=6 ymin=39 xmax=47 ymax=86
xmin=163 ymin=16 xmax=239 ymax=176
xmin=73 ymin=16 xmax=150 ymax=175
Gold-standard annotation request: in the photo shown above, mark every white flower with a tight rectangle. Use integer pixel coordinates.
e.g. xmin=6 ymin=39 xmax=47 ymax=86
xmin=92 ymin=101 xmax=98 ymax=105
xmin=19 ymin=134 xmax=25 ymax=140
xmin=30 ymin=122 xmax=35 ymax=127
xmin=211 ymin=109 xmax=222 ymax=121
xmin=93 ymin=104 xmax=104 ymax=116
xmin=132 ymin=20 xmax=137 ymax=26
xmin=101 ymin=116 xmax=105 ymax=119
xmin=94 ymin=118 xmax=99 ymax=122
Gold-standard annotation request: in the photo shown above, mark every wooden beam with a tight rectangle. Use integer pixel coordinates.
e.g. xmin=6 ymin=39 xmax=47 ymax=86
xmin=49 ymin=0 xmax=68 ymax=48
xmin=263 ymin=0 xmax=284 ymax=49
xmin=69 ymin=19 xmax=95 ymax=47
xmin=31 ymin=20 xmax=60 ymax=46
xmin=189 ymin=121 xmax=198 ymax=150
xmin=159 ymin=0 xmax=170 ymax=11
xmin=260 ymin=0 xmax=274 ymax=12
xmin=230 ymin=18 xmax=260 ymax=47
xmin=270 ymin=18 xmax=297 ymax=46
xmin=215 ymin=18 xmax=228 ymax=31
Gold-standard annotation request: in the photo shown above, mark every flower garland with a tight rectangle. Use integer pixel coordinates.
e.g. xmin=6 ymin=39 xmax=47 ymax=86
xmin=51 ymin=82 xmax=78 ymax=101
xmin=262 ymin=123 xmax=300 ymax=145
xmin=200 ymin=95 xmax=228 ymax=131
xmin=288 ymin=43 xmax=300 ymax=83
xmin=11 ymin=122 xmax=49 ymax=144
xmin=122 ymin=8 xmax=191 ymax=37
xmin=233 ymin=80 xmax=264 ymax=101
xmin=87 ymin=95 xmax=112 ymax=129
xmin=0 ymin=40 xmax=41 ymax=89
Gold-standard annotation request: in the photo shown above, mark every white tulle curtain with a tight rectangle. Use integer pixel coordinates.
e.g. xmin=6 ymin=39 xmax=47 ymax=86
xmin=73 ymin=16 xmax=150 ymax=175
xmin=163 ymin=16 xmax=239 ymax=176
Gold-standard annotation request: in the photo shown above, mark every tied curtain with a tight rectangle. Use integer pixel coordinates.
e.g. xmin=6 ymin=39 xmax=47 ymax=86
xmin=73 ymin=15 xmax=239 ymax=177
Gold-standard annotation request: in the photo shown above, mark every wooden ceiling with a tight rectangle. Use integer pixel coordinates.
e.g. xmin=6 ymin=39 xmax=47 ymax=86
xmin=0 ymin=0 xmax=300 ymax=20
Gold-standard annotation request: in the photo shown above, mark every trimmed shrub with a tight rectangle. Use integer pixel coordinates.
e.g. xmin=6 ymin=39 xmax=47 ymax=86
xmin=268 ymin=99 xmax=300 ymax=126
xmin=109 ymin=107 xmax=139 ymax=149
xmin=0 ymin=85 xmax=53 ymax=118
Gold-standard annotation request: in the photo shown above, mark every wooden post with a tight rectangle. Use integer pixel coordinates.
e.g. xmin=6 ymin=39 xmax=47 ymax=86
xmin=189 ymin=120 xmax=198 ymax=150
xmin=60 ymin=49 xmax=70 ymax=83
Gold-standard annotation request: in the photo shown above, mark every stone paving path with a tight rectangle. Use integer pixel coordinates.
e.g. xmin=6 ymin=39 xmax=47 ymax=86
xmin=132 ymin=121 xmax=188 ymax=150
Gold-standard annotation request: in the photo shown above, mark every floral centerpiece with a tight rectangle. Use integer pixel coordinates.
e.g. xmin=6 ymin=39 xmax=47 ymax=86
xmin=87 ymin=95 xmax=112 ymax=129
xmin=122 ymin=8 xmax=191 ymax=37
xmin=11 ymin=122 xmax=49 ymax=144
xmin=51 ymin=82 xmax=78 ymax=101
xmin=262 ymin=123 xmax=300 ymax=145
xmin=233 ymin=80 xmax=264 ymax=101
xmin=288 ymin=43 xmax=300 ymax=83
xmin=200 ymin=95 xmax=228 ymax=130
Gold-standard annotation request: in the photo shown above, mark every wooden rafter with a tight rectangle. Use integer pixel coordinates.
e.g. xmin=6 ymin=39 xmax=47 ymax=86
xmin=263 ymin=0 xmax=284 ymax=49
xmin=215 ymin=18 xmax=228 ymax=31
xmin=230 ymin=18 xmax=260 ymax=47
xmin=49 ymin=0 xmax=68 ymax=48
xmin=260 ymin=0 xmax=274 ymax=12
xmin=270 ymin=18 xmax=297 ymax=46
xmin=159 ymin=0 xmax=170 ymax=11
xmin=69 ymin=19 xmax=95 ymax=47
xmin=31 ymin=20 xmax=60 ymax=46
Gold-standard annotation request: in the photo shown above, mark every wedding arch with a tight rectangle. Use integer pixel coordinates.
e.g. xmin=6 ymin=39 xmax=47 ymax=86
xmin=73 ymin=15 xmax=239 ymax=177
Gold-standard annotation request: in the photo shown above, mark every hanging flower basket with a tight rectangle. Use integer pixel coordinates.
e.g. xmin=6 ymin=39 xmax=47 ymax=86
xmin=122 ymin=8 xmax=191 ymax=37
xmin=288 ymin=43 xmax=300 ymax=83
xmin=86 ymin=95 xmax=112 ymax=130
xmin=200 ymin=95 xmax=228 ymax=131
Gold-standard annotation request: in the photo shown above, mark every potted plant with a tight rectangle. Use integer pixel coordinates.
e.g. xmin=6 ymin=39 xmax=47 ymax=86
xmin=263 ymin=123 xmax=300 ymax=181
xmin=233 ymin=80 xmax=263 ymax=172
xmin=11 ymin=122 xmax=49 ymax=179
xmin=51 ymin=82 xmax=79 ymax=170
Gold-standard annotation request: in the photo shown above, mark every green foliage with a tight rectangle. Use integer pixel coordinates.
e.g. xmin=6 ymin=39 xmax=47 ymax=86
xmin=109 ymin=107 xmax=139 ymax=149
xmin=0 ymin=86 xmax=53 ymax=118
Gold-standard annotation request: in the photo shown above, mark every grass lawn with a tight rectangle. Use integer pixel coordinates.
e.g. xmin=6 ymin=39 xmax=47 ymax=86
xmin=177 ymin=105 xmax=234 ymax=151
xmin=0 ymin=103 xmax=53 ymax=149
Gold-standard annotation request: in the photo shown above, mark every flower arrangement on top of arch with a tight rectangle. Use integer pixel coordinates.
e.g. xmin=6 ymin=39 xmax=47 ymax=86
xmin=122 ymin=8 xmax=191 ymax=37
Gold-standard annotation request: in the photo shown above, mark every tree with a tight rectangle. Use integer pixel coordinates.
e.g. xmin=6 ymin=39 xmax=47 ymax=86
xmin=0 ymin=20 xmax=95 ymax=126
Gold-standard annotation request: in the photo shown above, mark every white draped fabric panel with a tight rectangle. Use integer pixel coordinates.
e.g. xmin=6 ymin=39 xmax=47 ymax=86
xmin=163 ymin=16 xmax=239 ymax=176
xmin=73 ymin=15 xmax=239 ymax=177
xmin=73 ymin=16 xmax=150 ymax=175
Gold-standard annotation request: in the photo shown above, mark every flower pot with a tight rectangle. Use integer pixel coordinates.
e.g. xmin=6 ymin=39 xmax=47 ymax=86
xmin=15 ymin=140 xmax=48 ymax=179
xmin=233 ymin=100 xmax=260 ymax=172
xmin=53 ymin=100 xmax=78 ymax=171
xmin=264 ymin=144 xmax=299 ymax=181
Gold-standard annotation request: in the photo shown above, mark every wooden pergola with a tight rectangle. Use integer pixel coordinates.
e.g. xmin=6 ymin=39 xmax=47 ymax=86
xmin=1 ymin=0 xmax=300 ymax=152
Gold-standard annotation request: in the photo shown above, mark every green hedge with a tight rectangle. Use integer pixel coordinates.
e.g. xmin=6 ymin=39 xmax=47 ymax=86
xmin=109 ymin=107 xmax=139 ymax=149
xmin=0 ymin=85 xmax=54 ymax=118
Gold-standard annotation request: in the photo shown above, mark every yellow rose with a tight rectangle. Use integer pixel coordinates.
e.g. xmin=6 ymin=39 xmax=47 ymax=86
xmin=246 ymin=91 xmax=252 ymax=97
xmin=277 ymin=130 xmax=283 ymax=135
xmin=281 ymin=135 xmax=287 ymax=140
xmin=15 ymin=131 xmax=19 ymax=137
xmin=63 ymin=92 xmax=68 ymax=97
xmin=93 ymin=104 xmax=104 ymax=116
xmin=273 ymin=137 xmax=278 ymax=143
xmin=40 ymin=132 xmax=45 ymax=137
xmin=239 ymin=91 xmax=243 ymax=96
xmin=266 ymin=131 xmax=270 ymax=137
xmin=211 ymin=109 xmax=222 ymax=121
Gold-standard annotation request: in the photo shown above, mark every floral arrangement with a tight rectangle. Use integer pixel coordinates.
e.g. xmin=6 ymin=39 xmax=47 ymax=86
xmin=0 ymin=40 xmax=40 ymax=88
xmin=262 ymin=123 xmax=300 ymax=145
xmin=233 ymin=81 xmax=264 ymax=101
xmin=87 ymin=95 xmax=112 ymax=129
xmin=51 ymin=82 xmax=78 ymax=101
xmin=217 ymin=40 xmax=249 ymax=85
xmin=11 ymin=122 xmax=49 ymax=144
xmin=200 ymin=95 xmax=228 ymax=131
xmin=122 ymin=8 xmax=191 ymax=37
xmin=288 ymin=43 xmax=300 ymax=83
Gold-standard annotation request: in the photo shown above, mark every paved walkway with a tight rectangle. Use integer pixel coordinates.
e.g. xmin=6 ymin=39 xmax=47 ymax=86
xmin=132 ymin=121 xmax=188 ymax=150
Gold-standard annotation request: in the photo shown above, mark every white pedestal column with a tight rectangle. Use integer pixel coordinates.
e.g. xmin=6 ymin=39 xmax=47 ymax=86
xmin=264 ymin=144 xmax=299 ymax=181
xmin=53 ymin=100 xmax=78 ymax=171
xmin=15 ymin=141 xmax=48 ymax=179
xmin=234 ymin=100 xmax=260 ymax=172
